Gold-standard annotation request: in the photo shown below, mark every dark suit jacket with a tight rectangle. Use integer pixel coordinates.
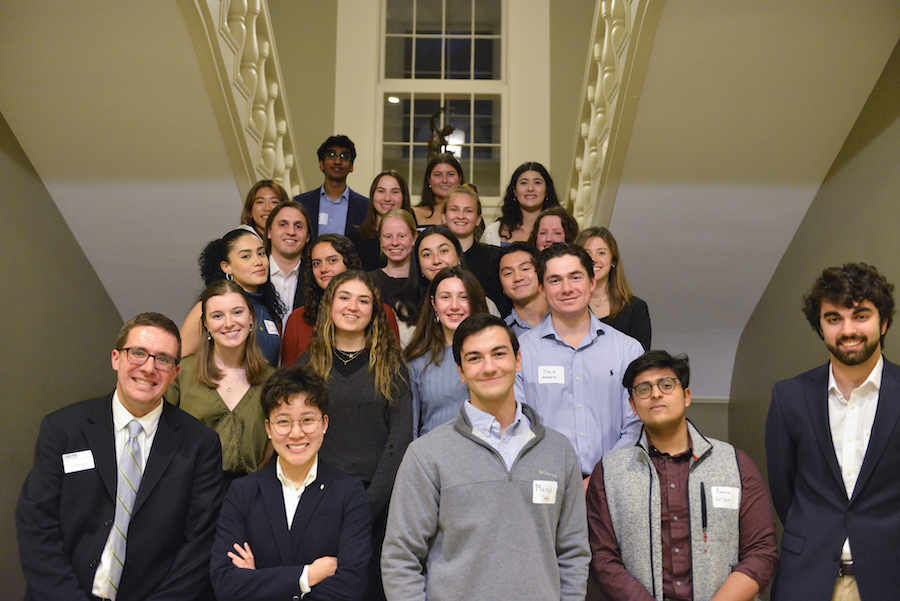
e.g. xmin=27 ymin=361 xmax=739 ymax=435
xmin=210 ymin=460 xmax=372 ymax=601
xmin=295 ymin=186 xmax=368 ymax=240
xmin=16 ymin=393 xmax=225 ymax=601
xmin=766 ymin=358 xmax=900 ymax=600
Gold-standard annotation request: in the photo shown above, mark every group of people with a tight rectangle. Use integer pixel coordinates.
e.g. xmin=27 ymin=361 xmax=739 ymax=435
xmin=14 ymin=132 xmax=895 ymax=601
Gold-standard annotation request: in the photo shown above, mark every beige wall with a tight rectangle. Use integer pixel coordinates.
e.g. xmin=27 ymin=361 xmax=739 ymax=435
xmin=268 ymin=0 xmax=338 ymax=192
xmin=549 ymin=1 xmax=595 ymax=178
xmin=729 ymin=39 xmax=900 ymax=478
xmin=0 ymin=111 xmax=124 ymax=598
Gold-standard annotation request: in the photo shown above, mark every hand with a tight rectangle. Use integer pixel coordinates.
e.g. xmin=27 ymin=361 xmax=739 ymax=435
xmin=228 ymin=542 xmax=256 ymax=569
xmin=308 ymin=556 xmax=338 ymax=587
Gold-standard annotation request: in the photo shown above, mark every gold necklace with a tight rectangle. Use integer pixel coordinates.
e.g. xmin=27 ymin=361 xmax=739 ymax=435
xmin=334 ymin=347 xmax=364 ymax=365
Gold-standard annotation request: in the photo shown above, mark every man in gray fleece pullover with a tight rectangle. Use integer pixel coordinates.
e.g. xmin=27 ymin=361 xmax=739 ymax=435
xmin=381 ymin=314 xmax=590 ymax=601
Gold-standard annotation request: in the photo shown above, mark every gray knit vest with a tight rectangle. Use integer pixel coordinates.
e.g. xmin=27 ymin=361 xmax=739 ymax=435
xmin=601 ymin=421 xmax=741 ymax=601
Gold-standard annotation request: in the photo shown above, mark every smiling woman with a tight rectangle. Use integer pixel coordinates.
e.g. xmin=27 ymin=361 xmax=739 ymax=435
xmin=404 ymin=266 xmax=490 ymax=438
xmin=297 ymin=270 xmax=412 ymax=601
xmin=240 ymin=180 xmax=290 ymax=239
xmin=168 ymin=280 xmax=274 ymax=483
xmin=181 ymin=229 xmax=285 ymax=366
xmin=347 ymin=170 xmax=415 ymax=271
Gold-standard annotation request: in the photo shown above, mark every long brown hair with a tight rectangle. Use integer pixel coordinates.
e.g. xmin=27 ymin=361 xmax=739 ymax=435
xmin=574 ymin=227 xmax=634 ymax=319
xmin=307 ymin=271 xmax=406 ymax=404
xmin=404 ymin=266 xmax=489 ymax=366
xmin=240 ymin=180 xmax=290 ymax=234
xmin=416 ymin=153 xmax=465 ymax=216
xmin=357 ymin=170 xmax=413 ymax=239
xmin=196 ymin=280 xmax=269 ymax=388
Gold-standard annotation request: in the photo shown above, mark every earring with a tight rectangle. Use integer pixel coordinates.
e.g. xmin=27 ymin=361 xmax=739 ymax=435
xmin=434 ymin=313 xmax=440 ymax=322
xmin=225 ymin=273 xmax=234 ymax=281
xmin=207 ymin=333 xmax=212 ymax=341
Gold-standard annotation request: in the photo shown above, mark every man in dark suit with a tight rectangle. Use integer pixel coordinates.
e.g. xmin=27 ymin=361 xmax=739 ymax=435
xmin=294 ymin=135 xmax=368 ymax=240
xmin=16 ymin=312 xmax=225 ymax=601
xmin=210 ymin=365 xmax=371 ymax=601
xmin=766 ymin=262 xmax=900 ymax=601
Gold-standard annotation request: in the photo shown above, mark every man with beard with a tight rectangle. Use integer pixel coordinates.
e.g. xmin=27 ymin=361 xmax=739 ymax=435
xmin=766 ymin=262 xmax=900 ymax=601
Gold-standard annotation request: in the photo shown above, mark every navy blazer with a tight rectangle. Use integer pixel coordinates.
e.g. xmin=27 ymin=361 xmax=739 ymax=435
xmin=210 ymin=460 xmax=372 ymax=601
xmin=295 ymin=186 xmax=369 ymax=240
xmin=16 ymin=394 xmax=225 ymax=601
xmin=766 ymin=358 xmax=900 ymax=600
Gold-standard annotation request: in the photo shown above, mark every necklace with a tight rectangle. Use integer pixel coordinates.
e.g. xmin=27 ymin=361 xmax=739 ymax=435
xmin=590 ymin=295 xmax=609 ymax=304
xmin=334 ymin=348 xmax=364 ymax=365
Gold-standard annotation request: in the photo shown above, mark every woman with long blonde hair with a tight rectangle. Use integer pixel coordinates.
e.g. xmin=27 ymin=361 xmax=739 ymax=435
xmin=298 ymin=269 xmax=411 ymax=601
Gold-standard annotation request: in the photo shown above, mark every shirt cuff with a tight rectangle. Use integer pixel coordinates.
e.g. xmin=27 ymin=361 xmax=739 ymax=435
xmin=300 ymin=564 xmax=311 ymax=595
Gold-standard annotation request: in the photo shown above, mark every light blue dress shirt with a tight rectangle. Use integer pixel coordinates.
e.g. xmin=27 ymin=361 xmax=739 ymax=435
xmin=409 ymin=347 xmax=469 ymax=438
xmin=316 ymin=186 xmax=350 ymax=236
xmin=514 ymin=312 xmax=643 ymax=475
xmin=463 ymin=400 xmax=533 ymax=470
xmin=505 ymin=308 xmax=543 ymax=338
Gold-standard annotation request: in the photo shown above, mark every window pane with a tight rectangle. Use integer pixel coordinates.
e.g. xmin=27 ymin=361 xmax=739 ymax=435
xmin=445 ymin=38 xmax=471 ymax=79
xmin=383 ymin=93 xmax=411 ymax=143
xmin=472 ymin=147 xmax=500 ymax=196
xmin=386 ymin=0 xmax=414 ymax=34
xmin=474 ymin=0 xmax=502 ymax=35
xmin=385 ymin=37 xmax=412 ymax=78
xmin=472 ymin=96 xmax=500 ymax=144
xmin=473 ymin=38 xmax=498 ymax=79
xmin=382 ymin=145 xmax=408 ymax=183
xmin=413 ymin=97 xmax=442 ymax=143
xmin=446 ymin=0 xmax=472 ymax=33
xmin=416 ymin=0 xmax=442 ymax=34
xmin=415 ymin=37 xmax=442 ymax=78
xmin=411 ymin=146 xmax=429 ymax=197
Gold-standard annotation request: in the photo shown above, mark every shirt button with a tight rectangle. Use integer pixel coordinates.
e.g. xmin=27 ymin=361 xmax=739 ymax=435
xmin=673 ymin=515 xmax=678 ymax=521
xmin=577 ymin=404 xmax=582 ymax=408
xmin=676 ymin=581 xmax=682 ymax=586
xmin=675 ymin=548 xmax=680 ymax=554
xmin=576 ymin=377 xmax=581 ymax=381
xmin=579 ymin=432 xmax=584 ymax=436
xmin=670 ymin=483 xmax=676 ymax=489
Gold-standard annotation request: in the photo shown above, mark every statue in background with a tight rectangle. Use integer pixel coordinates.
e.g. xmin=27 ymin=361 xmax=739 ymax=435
xmin=428 ymin=106 xmax=455 ymax=161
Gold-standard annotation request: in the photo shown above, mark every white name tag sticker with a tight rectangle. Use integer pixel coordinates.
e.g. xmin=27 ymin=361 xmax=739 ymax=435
xmin=711 ymin=486 xmax=740 ymax=509
xmin=538 ymin=366 xmax=564 ymax=384
xmin=318 ymin=212 xmax=329 ymax=226
xmin=533 ymin=480 xmax=558 ymax=504
xmin=63 ymin=450 xmax=95 ymax=474
xmin=264 ymin=319 xmax=279 ymax=335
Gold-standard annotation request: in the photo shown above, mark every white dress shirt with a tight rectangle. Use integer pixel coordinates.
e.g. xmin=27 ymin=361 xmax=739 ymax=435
xmin=92 ymin=393 xmax=164 ymax=599
xmin=828 ymin=355 xmax=882 ymax=562
xmin=275 ymin=454 xmax=319 ymax=594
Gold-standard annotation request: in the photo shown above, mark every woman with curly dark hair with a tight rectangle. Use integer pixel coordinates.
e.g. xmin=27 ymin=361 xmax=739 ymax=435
xmin=482 ymin=162 xmax=560 ymax=245
xmin=281 ymin=235 xmax=399 ymax=365
xmin=181 ymin=229 xmax=285 ymax=366
xmin=413 ymin=153 xmax=464 ymax=228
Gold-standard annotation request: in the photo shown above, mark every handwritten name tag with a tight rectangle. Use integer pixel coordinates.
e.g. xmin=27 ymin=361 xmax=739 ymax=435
xmin=63 ymin=450 xmax=95 ymax=474
xmin=538 ymin=366 xmax=564 ymax=384
xmin=264 ymin=319 xmax=279 ymax=335
xmin=711 ymin=486 xmax=740 ymax=509
xmin=533 ymin=480 xmax=558 ymax=504
xmin=318 ymin=213 xmax=329 ymax=226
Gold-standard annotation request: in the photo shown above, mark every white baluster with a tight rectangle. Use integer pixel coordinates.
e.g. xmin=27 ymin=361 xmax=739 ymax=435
xmin=252 ymin=38 xmax=270 ymax=134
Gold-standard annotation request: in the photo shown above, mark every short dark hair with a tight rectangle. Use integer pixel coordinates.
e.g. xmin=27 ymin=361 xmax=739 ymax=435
xmin=116 ymin=312 xmax=182 ymax=362
xmin=317 ymin=135 xmax=357 ymax=163
xmin=802 ymin=262 xmax=895 ymax=342
xmin=498 ymin=241 xmax=539 ymax=267
xmin=536 ymin=243 xmax=594 ymax=285
xmin=452 ymin=313 xmax=519 ymax=367
xmin=260 ymin=365 xmax=330 ymax=417
xmin=622 ymin=350 xmax=690 ymax=395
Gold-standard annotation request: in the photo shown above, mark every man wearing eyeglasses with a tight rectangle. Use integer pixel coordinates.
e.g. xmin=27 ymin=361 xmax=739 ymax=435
xmin=585 ymin=350 xmax=777 ymax=601
xmin=295 ymin=134 xmax=368 ymax=239
xmin=16 ymin=312 xmax=225 ymax=601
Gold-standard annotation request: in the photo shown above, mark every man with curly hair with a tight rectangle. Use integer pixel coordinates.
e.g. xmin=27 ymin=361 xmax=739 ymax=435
xmin=766 ymin=262 xmax=899 ymax=601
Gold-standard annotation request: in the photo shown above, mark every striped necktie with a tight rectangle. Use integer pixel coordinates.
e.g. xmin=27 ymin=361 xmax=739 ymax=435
xmin=108 ymin=419 xmax=143 ymax=596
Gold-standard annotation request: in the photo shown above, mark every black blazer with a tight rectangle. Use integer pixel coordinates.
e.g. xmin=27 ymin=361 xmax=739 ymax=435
xmin=210 ymin=460 xmax=372 ymax=601
xmin=16 ymin=394 xmax=225 ymax=601
xmin=766 ymin=359 xmax=900 ymax=600
xmin=295 ymin=186 xmax=369 ymax=240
